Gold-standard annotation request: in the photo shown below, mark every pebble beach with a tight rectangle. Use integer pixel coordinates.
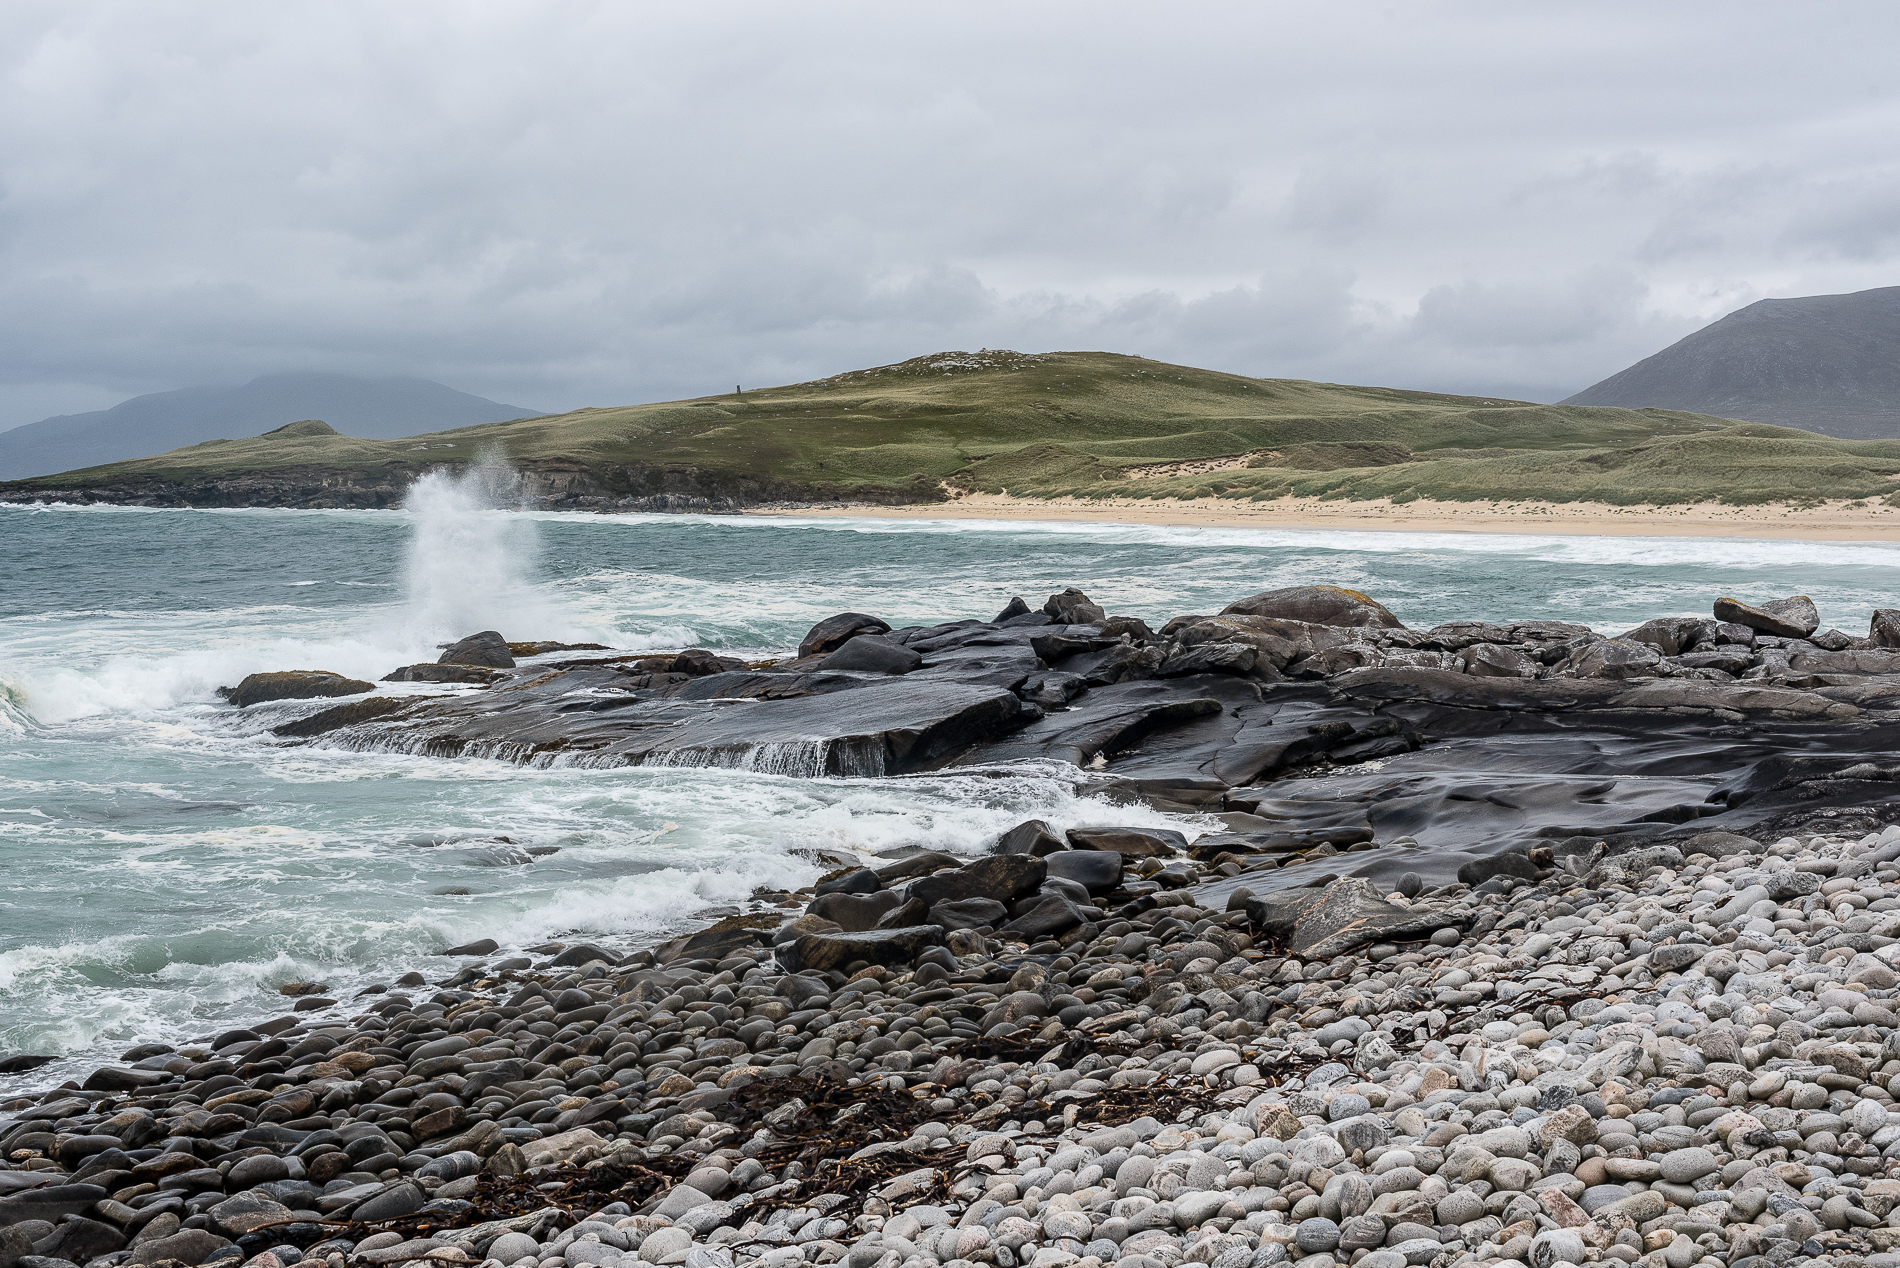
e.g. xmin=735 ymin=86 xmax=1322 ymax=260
xmin=8 ymin=818 xmax=1900 ymax=1268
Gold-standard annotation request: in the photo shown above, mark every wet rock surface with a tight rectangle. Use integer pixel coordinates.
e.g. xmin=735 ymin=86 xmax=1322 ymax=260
xmin=439 ymin=633 xmax=517 ymax=670
xmin=216 ymin=673 xmax=376 ymax=709
xmin=240 ymin=593 xmax=1900 ymax=880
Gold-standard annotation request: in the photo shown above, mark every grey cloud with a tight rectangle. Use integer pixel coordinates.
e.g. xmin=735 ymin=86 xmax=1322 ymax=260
xmin=1 ymin=1 xmax=1899 ymax=429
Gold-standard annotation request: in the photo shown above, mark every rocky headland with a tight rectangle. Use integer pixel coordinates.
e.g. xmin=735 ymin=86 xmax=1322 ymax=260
xmin=9 ymin=587 xmax=1900 ymax=1268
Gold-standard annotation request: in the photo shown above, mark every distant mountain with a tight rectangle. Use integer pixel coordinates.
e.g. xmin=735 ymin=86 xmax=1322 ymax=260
xmin=1563 ymin=285 xmax=1900 ymax=438
xmin=0 ymin=372 xmax=540 ymax=479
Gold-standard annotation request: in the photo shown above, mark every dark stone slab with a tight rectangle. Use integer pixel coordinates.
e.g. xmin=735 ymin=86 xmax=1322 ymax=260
xmin=775 ymin=925 xmax=945 ymax=974
xmin=1245 ymin=877 xmax=1467 ymax=958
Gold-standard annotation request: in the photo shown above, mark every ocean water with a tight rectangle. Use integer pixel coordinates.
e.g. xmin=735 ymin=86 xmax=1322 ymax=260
xmin=5 ymin=476 xmax=1900 ymax=1093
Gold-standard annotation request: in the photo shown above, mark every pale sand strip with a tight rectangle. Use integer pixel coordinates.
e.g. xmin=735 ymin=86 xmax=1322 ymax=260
xmin=748 ymin=493 xmax=1900 ymax=540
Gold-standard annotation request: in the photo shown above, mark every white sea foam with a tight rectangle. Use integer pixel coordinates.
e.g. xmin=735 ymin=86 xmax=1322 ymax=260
xmin=398 ymin=460 xmax=555 ymax=644
xmin=2 ymin=461 xmax=618 ymax=725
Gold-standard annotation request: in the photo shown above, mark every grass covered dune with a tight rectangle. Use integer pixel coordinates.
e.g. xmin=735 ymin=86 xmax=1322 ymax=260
xmin=7 ymin=350 xmax=1900 ymax=511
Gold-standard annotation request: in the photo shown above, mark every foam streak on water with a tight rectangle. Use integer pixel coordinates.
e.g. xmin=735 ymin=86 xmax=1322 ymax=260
xmin=5 ymin=500 xmax=1900 ymax=1092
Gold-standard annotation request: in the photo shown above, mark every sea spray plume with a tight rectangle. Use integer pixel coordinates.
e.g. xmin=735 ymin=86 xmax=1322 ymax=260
xmin=399 ymin=455 xmax=545 ymax=644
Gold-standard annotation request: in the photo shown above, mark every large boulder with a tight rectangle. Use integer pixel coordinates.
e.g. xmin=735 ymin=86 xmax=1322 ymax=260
xmin=776 ymin=924 xmax=945 ymax=974
xmin=1565 ymin=639 xmax=1661 ymax=680
xmin=382 ymin=663 xmax=501 ymax=684
xmin=125 ymin=1229 xmax=233 ymax=1267
xmin=808 ymin=890 xmax=907 ymax=932
xmin=1044 ymin=849 xmax=1123 ymax=892
xmin=438 ymin=631 xmax=516 ymax=668
xmin=216 ymin=670 xmax=374 ymax=708
xmin=1221 ymin=586 xmax=1403 ymax=628
xmin=1060 ymin=643 xmax=1164 ymax=685
xmin=992 ymin=819 xmax=1068 ymax=855
xmin=906 ymin=855 xmax=1047 ymax=907
xmin=281 ymin=669 xmax=1025 ymax=776
xmin=208 ymin=1193 xmax=292 ymax=1237
xmin=820 ymin=635 xmax=922 ymax=675
xmin=1043 ymin=588 xmax=1107 ymax=624
xmin=1620 ymin=617 xmax=1715 ymax=658
xmin=652 ymin=914 xmax=775 ymax=963
xmin=1458 ymin=644 xmax=1539 ymax=678
xmin=873 ymin=850 xmax=962 ymax=883
xmin=1871 ymin=609 xmax=1900 ymax=649
xmin=671 ymin=649 xmax=747 ymax=676
xmin=1169 ymin=614 xmax=1356 ymax=671
xmin=798 ymin=612 xmax=891 ymax=658
xmin=1002 ymin=894 xmax=1093 ymax=939
xmin=0 ymin=1184 xmax=108 ymax=1225
xmin=1158 ymin=642 xmax=1258 ymax=677
xmin=32 ymin=1216 xmax=124 ymax=1264
xmin=1067 ymin=826 xmax=1187 ymax=856
xmin=927 ymin=897 xmax=1010 ymax=930
xmin=1789 ymin=649 xmax=1900 ymax=676
xmin=1245 ymin=877 xmax=1465 ymax=958
xmin=1713 ymin=596 xmax=1819 ymax=639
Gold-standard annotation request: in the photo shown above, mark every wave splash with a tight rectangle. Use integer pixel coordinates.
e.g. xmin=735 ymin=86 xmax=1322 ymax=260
xmin=399 ymin=459 xmax=551 ymax=645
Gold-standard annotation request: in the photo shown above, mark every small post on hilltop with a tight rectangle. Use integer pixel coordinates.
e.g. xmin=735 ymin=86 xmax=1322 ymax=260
xmin=736 ymin=385 xmax=742 ymax=396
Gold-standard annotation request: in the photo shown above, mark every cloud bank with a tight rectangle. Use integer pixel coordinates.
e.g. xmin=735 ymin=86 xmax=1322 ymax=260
xmin=2 ymin=1 xmax=1898 ymax=427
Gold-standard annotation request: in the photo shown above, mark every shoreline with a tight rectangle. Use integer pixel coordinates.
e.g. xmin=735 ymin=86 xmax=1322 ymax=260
xmin=4 ymin=825 xmax=1898 ymax=1268
xmin=746 ymin=494 xmax=1900 ymax=541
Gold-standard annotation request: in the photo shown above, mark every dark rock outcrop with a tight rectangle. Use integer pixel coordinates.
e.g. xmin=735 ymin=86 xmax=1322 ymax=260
xmin=215 ymin=670 xmax=374 ymax=708
xmin=228 ymin=583 xmax=1900 ymax=909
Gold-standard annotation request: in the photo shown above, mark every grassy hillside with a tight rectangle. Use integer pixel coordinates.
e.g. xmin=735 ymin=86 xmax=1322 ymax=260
xmin=11 ymin=350 xmax=1900 ymax=507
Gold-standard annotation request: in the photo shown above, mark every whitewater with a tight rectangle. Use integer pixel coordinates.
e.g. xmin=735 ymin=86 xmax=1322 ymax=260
xmin=5 ymin=475 xmax=1900 ymax=1095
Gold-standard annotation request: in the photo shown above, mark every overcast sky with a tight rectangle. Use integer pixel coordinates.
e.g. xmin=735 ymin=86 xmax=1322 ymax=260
xmin=2 ymin=1 xmax=1897 ymax=429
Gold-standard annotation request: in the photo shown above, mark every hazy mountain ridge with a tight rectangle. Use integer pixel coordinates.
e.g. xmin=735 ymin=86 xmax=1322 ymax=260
xmin=1564 ymin=285 xmax=1900 ymax=439
xmin=0 ymin=372 xmax=540 ymax=479
xmin=11 ymin=349 xmax=1899 ymax=511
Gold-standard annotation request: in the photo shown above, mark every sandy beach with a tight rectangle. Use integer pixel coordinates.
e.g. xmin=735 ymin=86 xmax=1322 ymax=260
xmin=748 ymin=492 xmax=1900 ymax=540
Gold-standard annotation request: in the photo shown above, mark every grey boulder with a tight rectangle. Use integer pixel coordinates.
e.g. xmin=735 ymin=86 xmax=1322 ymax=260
xmin=1245 ymin=877 xmax=1465 ymax=959
xmin=1222 ymin=585 xmax=1402 ymax=628
xmin=438 ymin=631 xmax=516 ymax=668
xmin=1714 ymin=595 xmax=1819 ymax=639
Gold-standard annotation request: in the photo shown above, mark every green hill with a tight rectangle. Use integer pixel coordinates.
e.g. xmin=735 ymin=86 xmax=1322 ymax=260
xmin=7 ymin=349 xmax=1900 ymax=508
